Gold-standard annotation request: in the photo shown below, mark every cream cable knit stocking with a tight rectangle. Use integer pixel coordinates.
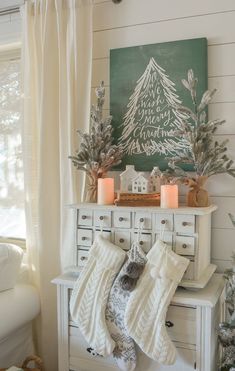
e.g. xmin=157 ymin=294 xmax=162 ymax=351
xmin=70 ymin=234 xmax=126 ymax=357
xmin=125 ymin=239 xmax=189 ymax=365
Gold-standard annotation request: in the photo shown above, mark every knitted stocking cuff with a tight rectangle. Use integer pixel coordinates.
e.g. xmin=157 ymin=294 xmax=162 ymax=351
xmin=89 ymin=234 xmax=127 ymax=270
xmin=148 ymin=239 xmax=189 ymax=284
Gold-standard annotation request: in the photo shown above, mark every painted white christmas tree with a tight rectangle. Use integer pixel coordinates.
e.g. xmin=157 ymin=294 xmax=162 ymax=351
xmin=118 ymin=57 xmax=188 ymax=156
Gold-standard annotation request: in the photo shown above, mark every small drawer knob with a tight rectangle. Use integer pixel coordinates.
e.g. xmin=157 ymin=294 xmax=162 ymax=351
xmin=99 ymin=216 xmax=104 ymax=221
xmin=139 ymin=241 xmax=144 ymax=246
xmin=119 ymin=217 xmax=124 ymax=222
xmin=139 ymin=218 xmax=144 ymax=223
xmin=165 ymin=320 xmax=174 ymax=328
xmin=82 ymin=236 xmax=86 ymax=241
xmin=119 ymin=238 xmax=124 ymax=243
xmin=81 ymin=256 xmax=87 ymax=261
xmin=161 ymin=220 xmax=166 ymax=225
xmin=81 ymin=215 xmax=87 ymax=220
xmin=182 ymin=243 xmax=187 ymax=249
xmin=182 ymin=221 xmax=188 ymax=226
xmin=87 ymin=347 xmax=97 ymax=356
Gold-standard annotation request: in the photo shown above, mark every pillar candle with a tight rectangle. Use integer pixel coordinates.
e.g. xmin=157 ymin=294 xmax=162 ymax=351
xmin=160 ymin=184 xmax=178 ymax=208
xmin=97 ymin=178 xmax=115 ymax=205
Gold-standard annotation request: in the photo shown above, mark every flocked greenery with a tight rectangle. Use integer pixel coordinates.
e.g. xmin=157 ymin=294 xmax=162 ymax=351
xmin=69 ymin=82 xmax=123 ymax=201
xmin=168 ymin=69 xmax=235 ymax=179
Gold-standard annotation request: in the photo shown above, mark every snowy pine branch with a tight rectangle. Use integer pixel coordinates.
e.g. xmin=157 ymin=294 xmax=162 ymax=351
xmin=69 ymin=81 xmax=124 ymax=180
xmin=167 ymin=69 xmax=235 ymax=179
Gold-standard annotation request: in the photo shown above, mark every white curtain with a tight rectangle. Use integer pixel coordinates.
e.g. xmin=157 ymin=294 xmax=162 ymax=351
xmin=21 ymin=1 xmax=93 ymax=369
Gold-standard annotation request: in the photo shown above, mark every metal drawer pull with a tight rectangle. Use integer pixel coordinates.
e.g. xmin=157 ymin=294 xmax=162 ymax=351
xmin=99 ymin=216 xmax=104 ymax=221
xmin=119 ymin=217 xmax=124 ymax=222
xmin=182 ymin=243 xmax=187 ymax=249
xmin=161 ymin=220 xmax=166 ymax=225
xmin=81 ymin=236 xmax=86 ymax=241
xmin=119 ymin=238 xmax=124 ymax=243
xmin=139 ymin=241 xmax=144 ymax=246
xmin=86 ymin=347 xmax=102 ymax=357
xmin=165 ymin=320 xmax=174 ymax=328
xmin=139 ymin=218 xmax=144 ymax=223
xmin=81 ymin=215 xmax=87 ymax=220
xmin=81 ymin=256 xmax=88 ymax=261
xmin=182 ymin=221 xmax=188 ymax=226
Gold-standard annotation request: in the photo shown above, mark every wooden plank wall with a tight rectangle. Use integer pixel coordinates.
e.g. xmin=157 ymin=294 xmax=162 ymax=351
xmin=0 ymin=0 xmax=234 ymax=272
xmin=93 ymin=0 xmax=235 ymax=272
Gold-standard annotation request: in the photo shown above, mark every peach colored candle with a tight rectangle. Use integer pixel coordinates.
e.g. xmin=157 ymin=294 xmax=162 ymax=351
xmin=98 ymin=178 xmax=115 ymax=205
xmin=160 ymin=184 xmax=178 ymax=208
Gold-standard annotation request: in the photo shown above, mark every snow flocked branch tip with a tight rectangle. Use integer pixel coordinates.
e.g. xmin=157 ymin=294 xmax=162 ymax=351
xmin=69 ymin=81 xmax=124 ymax=182
xmin=168 ymin=69 xmax=235 ymax=179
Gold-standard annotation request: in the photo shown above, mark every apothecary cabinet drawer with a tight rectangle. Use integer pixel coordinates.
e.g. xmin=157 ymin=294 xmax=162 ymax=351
xmin=114 ymin=230 xmax=131 ymax=250
xmin=155 ymin=214 xmax=173 ymax=231
xmin=175 ymin=214 xmax=195 ymax=234
xmin=77 ymin=250 xmax=89 ymax=268
xmin=94 ymin=211 xmax=111 ymax=228
xmin=77 ymin=229 xmax=93 ymax=246
xmin=166 ymin=305 xmax=196 ymax=345
xmin=134 ymin=212 xmax=152 ymax=230
xmin=78 ymin=209 xmax=93 ymax=226
xmin=133 ymin=233 xmax=152 ymax=253
xmin=113 ymin=211 xmax=131 ymax=229
xmin=175 ymin=236 xmax=195 ymax=256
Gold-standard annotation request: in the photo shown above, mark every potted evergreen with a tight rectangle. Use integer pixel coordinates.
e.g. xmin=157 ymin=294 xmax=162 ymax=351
xmin=69 ymin=82 xmax=123 ymax=202
xmin=167 ymin=69 xmax=235 ymax=207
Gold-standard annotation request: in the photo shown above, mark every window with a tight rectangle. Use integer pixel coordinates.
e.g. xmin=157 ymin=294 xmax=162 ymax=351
xmin=0 ymin=46 xmax=26 ymax=244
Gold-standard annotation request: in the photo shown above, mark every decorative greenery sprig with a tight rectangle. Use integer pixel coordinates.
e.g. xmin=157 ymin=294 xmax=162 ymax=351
xmin=170 ymin=69 xmax=235 ymax=178
xmin=69 ymin=82 xmax=123 ymax=184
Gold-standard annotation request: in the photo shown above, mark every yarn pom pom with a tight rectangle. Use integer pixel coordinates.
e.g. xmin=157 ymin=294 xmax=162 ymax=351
xmin=119 ymin=275 xmax=137 ymax=291
xmin=126 ymin=262 xmax=145 ymax=279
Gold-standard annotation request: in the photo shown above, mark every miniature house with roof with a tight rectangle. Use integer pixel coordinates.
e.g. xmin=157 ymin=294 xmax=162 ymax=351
xmin=120 ymin=165 xmax=138 ymax=192
xmin=120 ymin=165 xmax=162 ymax=194
xmin=149 ymin=166 xmax=161 ymax=193
xmin=132 ymin=173 xmax=150 ymax=193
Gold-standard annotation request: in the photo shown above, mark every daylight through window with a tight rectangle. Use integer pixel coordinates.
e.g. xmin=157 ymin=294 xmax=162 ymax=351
xmin=0 ymin=51 xmax=26 ymax=240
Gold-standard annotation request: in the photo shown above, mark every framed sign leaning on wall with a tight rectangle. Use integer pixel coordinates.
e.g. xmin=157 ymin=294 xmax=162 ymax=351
xmin=110 ymin=37 xmax=207 ymax=171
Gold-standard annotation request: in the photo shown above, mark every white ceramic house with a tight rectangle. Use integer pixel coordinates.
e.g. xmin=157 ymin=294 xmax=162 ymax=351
xmin=132 ymin=173 xmax=150 ymax=193
xmin=149 ymin=166 xmax=161 ymax=193
xmin=120 ymin=165 xmax=138 ymax=192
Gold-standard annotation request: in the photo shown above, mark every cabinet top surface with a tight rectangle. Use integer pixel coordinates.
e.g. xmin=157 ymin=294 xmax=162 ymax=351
xmin=69 ymin=203 xmax=217 ymax=215
xmin=52 ymin=273 xmax=225 ymax=307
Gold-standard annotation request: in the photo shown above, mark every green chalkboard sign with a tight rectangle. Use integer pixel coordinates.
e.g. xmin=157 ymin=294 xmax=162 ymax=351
xmin=110 ymin=38 xmax=208 ymax=171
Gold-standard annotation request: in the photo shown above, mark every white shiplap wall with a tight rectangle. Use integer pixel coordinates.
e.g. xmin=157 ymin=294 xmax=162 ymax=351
xmin=0 ymin=1 xmax=234 ymax=272
xmin=93 ymin=0 xmax=235 ymax=272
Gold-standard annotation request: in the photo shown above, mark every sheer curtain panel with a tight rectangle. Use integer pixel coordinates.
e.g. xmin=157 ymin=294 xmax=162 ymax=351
xmin=21 ymin=1 xmax=93 ymax=369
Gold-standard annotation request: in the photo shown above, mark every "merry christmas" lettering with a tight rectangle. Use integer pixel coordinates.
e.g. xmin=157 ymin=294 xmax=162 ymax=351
xmin=137 ymin=108 xmax=171 ymax=127
xmin=133 ymin=125 xmax=175 ymax=140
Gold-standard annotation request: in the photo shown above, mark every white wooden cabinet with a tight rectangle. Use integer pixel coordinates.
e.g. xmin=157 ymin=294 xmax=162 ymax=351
xmin=52 ymin=273 xmax=226 ymax=371
xmin=73 ymin=204 xmax=217 ymax=289
xmin=52 ymin=203 xmax=225 ymax=371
